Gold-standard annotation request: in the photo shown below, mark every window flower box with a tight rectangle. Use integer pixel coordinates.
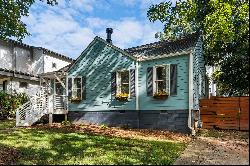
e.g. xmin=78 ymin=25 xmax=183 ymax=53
xmin=115 ymin=93 xmax=129 ymax=102
xmin=70 ymin=96 xmax=81 ymax=103
xmin=153 ymin=90 xmax=169 ymax=100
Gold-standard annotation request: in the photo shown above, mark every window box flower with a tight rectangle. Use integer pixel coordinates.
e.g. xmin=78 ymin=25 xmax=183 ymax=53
xmin=115 ymin=93 xmax=129 ymax=102
xmin=70 ymin=96 xmax=81 ymax=103
xmin=153 ymin=90 xmax=169 ymax=100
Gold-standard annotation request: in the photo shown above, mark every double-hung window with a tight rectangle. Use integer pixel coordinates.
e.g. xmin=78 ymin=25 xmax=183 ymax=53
xmin=147 ymin=64 xmax=177 ymax=98
xmin=68 ymin=76 xmax=85 ymax=102
xmin=154 ymin=65 xmax=168 ymax=95
xmin=111 ymin=69 xmax=136 ymax=100
xmin=117 ymin=70 xmax=130 ymax=96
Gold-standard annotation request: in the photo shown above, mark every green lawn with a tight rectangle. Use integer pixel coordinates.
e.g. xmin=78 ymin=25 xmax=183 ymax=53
xmin=0 ymin=120 xmax=186 ymax=165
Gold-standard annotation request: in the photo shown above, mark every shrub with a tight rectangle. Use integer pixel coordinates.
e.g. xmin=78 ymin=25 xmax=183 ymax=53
xmin=0 ymin=91 xmax=29 ymax=119
xmin=61 ymin=120 xmax=71 ymax=126
xmin=100 ymin=124 xmax=108 ymax=129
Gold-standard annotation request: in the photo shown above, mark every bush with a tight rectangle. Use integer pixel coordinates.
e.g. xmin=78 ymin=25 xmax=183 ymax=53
xmin=100 ymin=124 xmax=108 ymax=129
xmin=61 ymin=120 xmax=71 ymax=126
xmin=0 ymin=91 xmax=29 ymax=119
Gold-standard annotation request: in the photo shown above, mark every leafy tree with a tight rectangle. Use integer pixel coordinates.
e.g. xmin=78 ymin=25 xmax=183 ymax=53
xmin=147 ymin=0 xmax=249 ymax=96
xmin=0 ymin=0 xmax=58 ymax=40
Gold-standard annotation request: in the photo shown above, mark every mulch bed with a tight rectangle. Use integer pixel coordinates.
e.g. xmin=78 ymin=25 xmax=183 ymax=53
xmin=0 ymin=145 xmax=20 ymax=165
xmin=27 ymin=123 xmax=192 ymax=143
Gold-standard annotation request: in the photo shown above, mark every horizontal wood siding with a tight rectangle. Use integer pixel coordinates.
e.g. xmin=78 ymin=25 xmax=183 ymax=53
xmin=200 ymin=96 xmax=249 ymax=130
xmin=192 ymin=37 xmax=206 ymax=110
xmin=138 ymin=55 xmax=189 ymax=110
xmin=68 ymin=40 xmax=136 ymax=111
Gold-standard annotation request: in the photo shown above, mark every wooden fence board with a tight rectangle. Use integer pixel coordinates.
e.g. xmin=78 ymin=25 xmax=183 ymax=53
xmin=200 ymin=96 xmax=249 ymax=131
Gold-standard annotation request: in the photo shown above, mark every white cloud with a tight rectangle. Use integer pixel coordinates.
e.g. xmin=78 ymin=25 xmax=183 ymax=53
xmin=21 ymin=0 xmax=164 ymax=59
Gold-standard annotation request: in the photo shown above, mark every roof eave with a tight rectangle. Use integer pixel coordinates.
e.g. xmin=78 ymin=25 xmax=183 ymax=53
xmin=137 ymin=49 xmax=193 ymax=62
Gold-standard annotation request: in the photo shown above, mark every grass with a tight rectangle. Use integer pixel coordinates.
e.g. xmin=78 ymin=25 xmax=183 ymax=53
xmin=0 ymin=120 xmax=186 ymax=165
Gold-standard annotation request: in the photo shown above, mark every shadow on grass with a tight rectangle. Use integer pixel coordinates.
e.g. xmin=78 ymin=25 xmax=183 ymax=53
xmin=0 ymin=126 xmax=186 ymax=165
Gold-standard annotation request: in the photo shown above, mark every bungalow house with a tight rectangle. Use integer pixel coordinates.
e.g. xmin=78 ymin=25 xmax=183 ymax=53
xmin=16 ymin=28 xmax=206 ymax=134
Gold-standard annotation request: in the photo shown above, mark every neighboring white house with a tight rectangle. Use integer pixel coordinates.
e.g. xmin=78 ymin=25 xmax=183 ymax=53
xmin=205 ymin=65 xmax=218 ymax=97
xmin=0 ymin=39 xmax=74 ymax=96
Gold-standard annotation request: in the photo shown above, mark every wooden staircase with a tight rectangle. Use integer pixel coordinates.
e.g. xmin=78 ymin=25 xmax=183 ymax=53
xmin=16 ymin=87 xmax=48 ymax=127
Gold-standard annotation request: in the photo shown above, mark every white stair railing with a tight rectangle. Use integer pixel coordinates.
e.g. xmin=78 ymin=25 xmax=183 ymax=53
xmin=16 ymin=87 xmax=48 ymax=127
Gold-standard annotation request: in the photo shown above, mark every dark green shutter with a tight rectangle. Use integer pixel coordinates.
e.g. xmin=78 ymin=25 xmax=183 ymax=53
xmin=68 ymin=78 xmax=72 ymax=98
xmin=82 ymin=76 xmax=86 ymax=100
xmin=111 ymin=72 xmax=116 ymax=98
xmin=147 ymin=67 xmax=153 ymax=96
xmin=170 ymin=64 xmax=177 ymax=95
xmin=130 ymin=69 xmax=136 ymax=97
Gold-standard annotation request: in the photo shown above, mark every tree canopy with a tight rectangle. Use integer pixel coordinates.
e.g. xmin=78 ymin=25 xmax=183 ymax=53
xmin=0 ymin=0 xmax=58 ymax=40
xmin=147 ymin=0 xmax=249 ymax=96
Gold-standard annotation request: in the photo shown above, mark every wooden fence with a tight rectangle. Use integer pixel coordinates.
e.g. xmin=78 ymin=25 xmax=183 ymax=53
xmin=200 ymin=96 xmax=249 ymax=131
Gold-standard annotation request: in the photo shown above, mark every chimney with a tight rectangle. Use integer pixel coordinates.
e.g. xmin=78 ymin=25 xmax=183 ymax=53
xmin=106 ymin=28 xmax=113 ymax=44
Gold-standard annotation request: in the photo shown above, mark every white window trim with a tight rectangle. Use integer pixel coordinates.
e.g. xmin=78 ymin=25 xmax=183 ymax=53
xmin=68 ymin=76 xmax=83 ymax=100
xmin=153 ymin=64 xmax=171 ymax=95
xmin=116 ymin=70 xmax=131 ymax=98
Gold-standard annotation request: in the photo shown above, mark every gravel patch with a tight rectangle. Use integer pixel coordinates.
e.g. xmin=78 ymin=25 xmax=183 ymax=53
xmin=174 ymin=130 xmax=249 ymax=165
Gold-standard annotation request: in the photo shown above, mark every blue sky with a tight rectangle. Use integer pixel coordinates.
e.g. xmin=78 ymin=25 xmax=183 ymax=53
xmin=21 ymin=0 xmax=177 ymax=59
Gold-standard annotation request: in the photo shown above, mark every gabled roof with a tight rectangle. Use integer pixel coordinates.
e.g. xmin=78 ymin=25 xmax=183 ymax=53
xmin=124 ymin=32 xmax=200 ymax=60
xmin=67 ymin=36 xmax=137 ymax=72
xmin=49 ymin=32 xmax=201 ymax=74
xmin=1 ymin=38 xmax=75 ymax=62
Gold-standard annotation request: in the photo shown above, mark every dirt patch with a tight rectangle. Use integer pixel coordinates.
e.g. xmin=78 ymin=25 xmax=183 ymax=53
xmin=174 ymin=130 xmax=249 ymax=165
xmin=27 ymin=123 xmax=192 ymax=143
xmin=0 ymin=145 xmax=20 ymax=165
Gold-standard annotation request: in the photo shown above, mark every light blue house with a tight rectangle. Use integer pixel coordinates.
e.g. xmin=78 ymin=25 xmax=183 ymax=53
xmin=65 ymin=28 xmax=206 ymax=133
xmin=16 ymin=28 xmax=206 ymax=134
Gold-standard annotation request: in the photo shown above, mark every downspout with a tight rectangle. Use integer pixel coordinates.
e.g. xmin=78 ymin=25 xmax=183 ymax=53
xmin=135 ymin=61 xmax=140 ymax=128
xmin=188 ymin=51 xmax=195 ymax=135
xmin=65 ymin=72 xmax=68 ymax=121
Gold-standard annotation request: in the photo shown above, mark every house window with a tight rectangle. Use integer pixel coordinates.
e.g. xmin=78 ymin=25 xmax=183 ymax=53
xmin=111 ymin=69 xmax=136 ymax=101
xmin=19 ymin=82 xmax=28 ymax=88
xmin=52 ymin=62 xmax=57 ymax=68
xmin=154 ymin=66 xmax=167 ymax=94
xmin=117 ymin=70 xmax=130 ymax=96
xmin=147 ymin=64 xmax=177 ymax=98
xmin=68 ymin=77 xmax=85 ymax=102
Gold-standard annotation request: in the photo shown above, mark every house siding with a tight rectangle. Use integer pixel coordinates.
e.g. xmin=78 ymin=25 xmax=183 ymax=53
xmin=68 ymin=40 xmax=136 ymax=111
xmin=192 ymin=38 xmax=206 ymax=110
xmin=3 ymin=78 xmax=40 ymax=96
xmin=15 ymin=47 xmax=33 ymax=74
xmin=0 ymin=41 xmax=13 ymax=70
xmin=138 ymin=54 xmax=190 ymax=110
xmin=31 ymin=48 xmax=44 ymax=75
xmin=43 ymin=53 xmax=71 ymax=73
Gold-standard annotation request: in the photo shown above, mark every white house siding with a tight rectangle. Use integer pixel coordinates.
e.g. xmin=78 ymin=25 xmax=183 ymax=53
xmin=4 ymin=78 xmax=40 ymax=97
xmin=15 ymin=47 xmax=32 ymax=74
xmin=0 ymin=42 xmax=12 ymax=70
xmin=43 ymin=53 xmax=71 ymax=73
xmin=31 ymin=48 xmax=44 ymax=75
xmin=206 ymin=65 xmax=217 ymax=96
